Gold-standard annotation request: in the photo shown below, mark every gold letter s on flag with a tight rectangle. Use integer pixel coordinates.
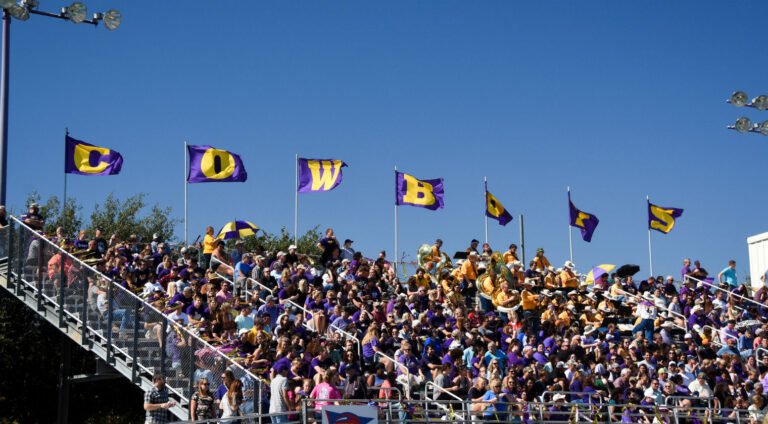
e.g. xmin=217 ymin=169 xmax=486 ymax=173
xmin=308 ymin=160 xmax=343 ymax=191
xmin=575 ymin=211 xmax=590 ymax=228
xmin=200 ymin=148 xmax=236 ymax=180
xmin=402 ymin=174 xmax=435 ymax=206
xmin=650 ymin=206 xmax=675 ymax=232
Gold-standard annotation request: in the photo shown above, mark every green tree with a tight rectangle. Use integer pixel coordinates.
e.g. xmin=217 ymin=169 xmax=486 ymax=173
xmin=25 ymin=191 xmax=83 ymax=237
xmin=239 ymin=225 xmax=322 ymax=258
xmin=89 ymin=193 xmax=178 ymax=242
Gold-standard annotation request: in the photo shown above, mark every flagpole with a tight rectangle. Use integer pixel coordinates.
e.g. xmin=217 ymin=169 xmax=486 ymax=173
xmin=294 ymin=154 xmax=298 ymax=246
xmin=184 ymin=141 xmax=188 ymax=246
xmin=519 ymin=214 xmax=525 ymax=266
xmin=483 ymin=176 xmax=488 ymax=244
xmin=394 ymin=166 xmax=399 ymax=276
xmin=63 ymin=128 xmax=69 ymax=235
xmin=647 ymin=195 xmax=654 ymax=277
xmin=568 ymin=186 xmax=573 ymax=262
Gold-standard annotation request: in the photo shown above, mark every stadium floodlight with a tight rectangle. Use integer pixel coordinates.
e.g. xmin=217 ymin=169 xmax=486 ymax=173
xmin=64 ymin=2 xmax=87 ymax=24
xmin=7 ymin=4 xmax=28 ymax=20
xmin=734 ymin=117 xmax=752 ymax=133
xmin=729 ymin=91 xmax=748 ymax=107
xmin=0 ymin=1 xmax=122 ymax=206
xmin=101 ymin=9 xmax=120 ymax=30
xmin=752 ymin=95 xmax=768 ymax=111
xmin=758 ymin=121 xmax=768 ymax=136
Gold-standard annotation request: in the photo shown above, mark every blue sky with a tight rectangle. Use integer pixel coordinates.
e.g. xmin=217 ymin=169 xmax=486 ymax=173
xmin=6 ymin=1 xmax=768 ymax=279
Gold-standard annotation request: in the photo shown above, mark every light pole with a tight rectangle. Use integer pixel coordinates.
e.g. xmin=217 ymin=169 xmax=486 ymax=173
xmin=0 ymin=0 xmax=121 ymax=206
xmin=726 ymin=90 xmax=768 ymax=136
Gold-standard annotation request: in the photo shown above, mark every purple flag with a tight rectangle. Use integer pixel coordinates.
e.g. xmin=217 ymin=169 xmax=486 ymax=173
xmin=187 ymin=145 xmax=247 ymax=183
xmin=64 ymin=135 xmax=123 ymax=176
xmin=569 ymin=193 xmax=599 ymax=242
xmin=395 ymin=171 xmax=444 ymax=210
xmin=297 ymin=158 xmax=347 ymax=193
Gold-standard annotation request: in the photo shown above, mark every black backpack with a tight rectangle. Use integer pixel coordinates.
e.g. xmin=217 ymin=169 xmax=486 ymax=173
xmin=344 ymin=375 xmax=368 ymax=400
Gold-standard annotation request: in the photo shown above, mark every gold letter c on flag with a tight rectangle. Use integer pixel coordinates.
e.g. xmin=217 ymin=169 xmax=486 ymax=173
xmin=402 ymin=174 xmax=435 ymax=206
xmin=201 ymin=148 xmax=236 ymax=180
xmin=73 ymin=144 xmax=110 ymax=174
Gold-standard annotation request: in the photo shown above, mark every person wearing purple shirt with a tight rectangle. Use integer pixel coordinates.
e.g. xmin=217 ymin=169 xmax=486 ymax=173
xmin=681 ymin=258 xmax=692 ymax=281
xmin=532 ymin=345 xmax=548 ymax=365
xmin=687 ymin=306 xmax=708 ymax=329
xmin=169 ymin=286 xmax=194 ymax=311
xmin=186 ymin=297 xmax=210 ymax=322
xmin=256 ymin=296 xmax=281 ymax=329
xmin=331 ymin=308 xmax=352 ymax=332
xmin=397 ymin=343 xmax=420 ymax=376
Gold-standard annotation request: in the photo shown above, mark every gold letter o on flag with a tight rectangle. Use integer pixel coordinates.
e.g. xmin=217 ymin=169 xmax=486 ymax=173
xmin=200 ymin=148 xmax=236 ymax=179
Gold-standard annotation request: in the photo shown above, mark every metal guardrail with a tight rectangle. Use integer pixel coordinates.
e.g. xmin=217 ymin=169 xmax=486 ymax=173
xmin=423 ymin=381 xmax=467 ymax=421
xmin=3 ymin=217 xmax=264 ymax=421
xmin=373 ymin=351 xmax=412 ymax=399
xmin=685 ymin=274 xmax=763 ymax=312
xmin=286 ymin=398 xmax=749 ymax=424
xmin=615 ymin=288 xmax=688 ymax=332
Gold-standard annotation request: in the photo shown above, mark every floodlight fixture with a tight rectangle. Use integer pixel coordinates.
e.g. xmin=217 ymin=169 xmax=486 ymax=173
xmin=64 ymin=2 xmax=87 ymax=24
xmin=7 ymin=4 xmax=28 ymax=20
xmin=101 ymin=9 xmax=120 ymax=30
xmin=752 ymin=95 xmax=768 ymax=111
xmin=758 ymin=120 xmax=768 ymax=136
xmin=729 ymin=91 xmax=748 ymax=107
xmin=734 ymin=117 xmax=752 ymax=133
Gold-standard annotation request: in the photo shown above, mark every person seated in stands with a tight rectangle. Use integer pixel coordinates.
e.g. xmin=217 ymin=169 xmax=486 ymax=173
xmin=210 ymin=240 xmax=233 ymax=277
xmin=21 ymin=203 xmax=44 ymax=231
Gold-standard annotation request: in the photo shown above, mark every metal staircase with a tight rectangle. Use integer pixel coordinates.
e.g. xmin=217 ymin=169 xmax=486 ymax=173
xmin=0 ymin=217 xmax=261 ymax=422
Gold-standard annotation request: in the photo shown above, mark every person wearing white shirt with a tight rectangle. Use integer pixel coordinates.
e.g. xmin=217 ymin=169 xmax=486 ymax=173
xmin=167 ymin=303 xmax=190 ymax=326
xmin=687 ymin=373 xmax=713 ymax=398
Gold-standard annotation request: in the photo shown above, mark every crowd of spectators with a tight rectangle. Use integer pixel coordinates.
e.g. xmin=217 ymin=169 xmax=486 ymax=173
xmin=11 ymin=204 xmax=768 ymax=423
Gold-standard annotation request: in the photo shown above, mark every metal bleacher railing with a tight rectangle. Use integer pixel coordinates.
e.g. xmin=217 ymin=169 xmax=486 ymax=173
xmin=0 ymin=217 xmax=263 ymax=421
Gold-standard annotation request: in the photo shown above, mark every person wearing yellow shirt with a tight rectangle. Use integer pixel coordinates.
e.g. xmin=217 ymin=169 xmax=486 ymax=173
xmin=579 ymin=307 xmax=602 ymax=327
xmin=521 ymin=280 xmax=539 ymax=311
xmin=493 ymin=280 xmax=516 ymax=308
xmin=479 ymin=272 xmax=497 ymax=297
xmin=556 ymin=306 xmax=572 ymax=330
xmin=426 ymin=239 xmax=443 ymax=272
xmin=560 ymin=262 xmax=579 ymax=289
xmin=445 ymin=284 xmax=464 ymax=309
xmin=440 ymin=271 xmax=456 ymax=296
xmin=544 ymin=272 xmax=559 ymax=290
xmin=509 ymin=262 xmax=525 ymax=286
xmin=540 ymin=304 xmax=557 ymax=323
xmin=503 ymin=244 xmax=519 ymax=265
xmin=414 ymin=268 xmax=431 ymax=290
xmin=461 ymin=252 xmax=479 ymax=283
xmin=202 ymin=226 xmax=216 ymax=269
xmin=532 ymin=248 xmax=552 ymax=272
